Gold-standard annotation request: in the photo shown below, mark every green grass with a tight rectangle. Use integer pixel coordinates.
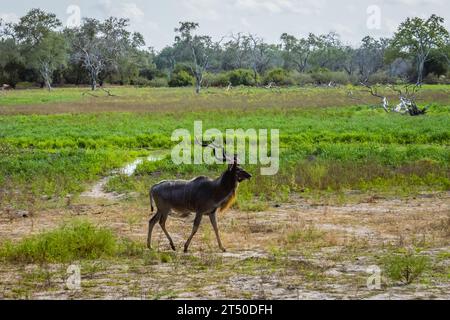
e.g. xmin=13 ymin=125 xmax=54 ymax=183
xmin=381 ymin=247 xmax=432 ymax=285
xmin=0 ymin=87 xmax=92 ymax=106
xmin=1 ymin=86 xmax=449 ymax=207
xmin=0 ymin=220 xmax=118 ymax=263
xmin=0 ymin=85 xmax=449 ymax=107
xmin=0 ymin=220 xmax=156 ymax=264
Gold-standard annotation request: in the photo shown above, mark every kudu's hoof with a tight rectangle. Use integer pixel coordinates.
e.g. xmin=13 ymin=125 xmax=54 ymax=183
xmin=221 ymin=248 xmax=227 ymax=253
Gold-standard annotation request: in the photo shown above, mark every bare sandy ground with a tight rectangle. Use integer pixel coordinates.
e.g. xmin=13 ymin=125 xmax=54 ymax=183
xmin=0 ymin=192 xmax=448 ymax=300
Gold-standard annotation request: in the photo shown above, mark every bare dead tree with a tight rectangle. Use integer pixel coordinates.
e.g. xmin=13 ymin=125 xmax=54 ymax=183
xmin=360 ymin=81 xmax=428 ymax=116
xmin=360 ymin=82 xmax=390 ymax=112
xmin=387 ymin=83 xmax=428 ymax=116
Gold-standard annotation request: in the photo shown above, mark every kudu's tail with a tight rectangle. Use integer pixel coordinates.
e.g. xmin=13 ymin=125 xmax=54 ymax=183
xmin=149 ymin=187 xmax=155 ymax=212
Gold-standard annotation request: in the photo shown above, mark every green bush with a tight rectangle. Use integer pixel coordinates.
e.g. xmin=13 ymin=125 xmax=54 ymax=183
xmin=130 ymin=77 xmax=151 ymax=87
xmin=263 ymin=68 xmax=293 ymax=86
xmin=203 ymin=72 xmax=230 ymax=87
xmin=227 ymin=69 xmax=256 ymax=86
xmin=310 ymin=70 xmax=331 ymax=84
xmin=168 ymin=70 xmax=194 ymax=87
xmin=368 ymin=71 xmax=395 ymax=85
xmin=149 ymin=77 xmax=169 ymax=88
xmin=291 ymin=71 xmax=314 ymax=86
xmin=15 ymin=82 xmax=38 ymax=89
xmin=381 ymin=248 xmax=431 ymax=285
xmin=173 ymin=63 xmax=194 ymax=76
xmin=329 ymin=71 xmax=351 ymax=85
xmin=423 ymin=73 xmax=449 ymax=85
xmin=311 ymin=71 xmax=350 ymax=85
xmin=0 ymin=220 xmax=118 ymax=263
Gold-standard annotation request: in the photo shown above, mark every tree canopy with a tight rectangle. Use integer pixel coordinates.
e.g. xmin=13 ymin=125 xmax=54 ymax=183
xmin=1 ymin=9 xmax=449 ymax=91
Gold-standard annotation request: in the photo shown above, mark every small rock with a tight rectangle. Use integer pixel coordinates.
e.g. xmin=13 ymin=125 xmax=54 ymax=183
xmin=16 ymin=210 xmax=29 ymax=218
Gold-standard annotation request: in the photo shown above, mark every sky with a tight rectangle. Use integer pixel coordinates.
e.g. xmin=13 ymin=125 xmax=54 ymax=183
xmin=1 ymin=0 xmax=449 ymax=51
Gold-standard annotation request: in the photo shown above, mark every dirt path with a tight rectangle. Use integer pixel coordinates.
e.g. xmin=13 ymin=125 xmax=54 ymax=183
xmin=80 ymin=151 xmax=167 ymax=200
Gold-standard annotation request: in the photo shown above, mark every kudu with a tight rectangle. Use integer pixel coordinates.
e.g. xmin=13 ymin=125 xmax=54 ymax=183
xmin=147 ymin=140 xmax=252 ymax=253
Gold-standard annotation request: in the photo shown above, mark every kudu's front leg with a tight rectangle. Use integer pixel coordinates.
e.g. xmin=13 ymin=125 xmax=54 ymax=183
xmin=209 ymin=211 xmax=226 ymax=252
xmin=184 ymin=212 xmax=203 ymax=253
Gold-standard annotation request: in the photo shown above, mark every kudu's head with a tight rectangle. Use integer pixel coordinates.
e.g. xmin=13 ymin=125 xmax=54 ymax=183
xmin=197 ymin=138 xmax=252 ymax=183
xmin=227 ymin=154 xmax=252 ymax=183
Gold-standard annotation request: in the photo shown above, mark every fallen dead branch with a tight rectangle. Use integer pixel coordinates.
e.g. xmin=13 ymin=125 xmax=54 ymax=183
xmin=359 ymin=81 xmax=428 ymax=116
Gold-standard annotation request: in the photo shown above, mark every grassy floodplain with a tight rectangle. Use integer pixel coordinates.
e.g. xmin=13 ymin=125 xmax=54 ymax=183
xmin=0 ymin=85 xmax=449 ymax=299
xmin=1 ymin=86 xmax=449 ymax=209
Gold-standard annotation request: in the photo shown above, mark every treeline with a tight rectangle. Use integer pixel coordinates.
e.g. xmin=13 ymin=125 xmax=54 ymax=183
xmin=1 ymin=9 xmax=449 ymax=92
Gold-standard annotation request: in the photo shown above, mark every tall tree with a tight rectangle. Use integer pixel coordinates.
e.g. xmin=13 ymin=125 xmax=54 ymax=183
xmin=245 ymin=34 xmax=273 ymax=84
xmin=0 ymin=19 xmax=24 ymax=87
xmin=28 ymin=32 xmax=67 ymax=90
xmin=174 ymin=22 xmax=215 ymax=94
xmin=10 ymin=9 xmax=64 ymax=89
xmin=13 ymin=8 xmax=61 ymax=46
xmin=221 ymin=33 xmax=252 ymax=70
xmin=355 ymin=36 xmax=388 ymax=81
xmin=68 ymin=17 xmax=144 ymax=90
xmin=309 ymin=32 xmax=344 ymax=70
xmin=154 ymin=46 xmax=177 ymax=77
xmin=280 ymin=33 xmax=315 ymax=72
xmin=391 ymin=14 xmax=449 ymax=84
xmin=0 ymin=38 xmax=23 ymax=87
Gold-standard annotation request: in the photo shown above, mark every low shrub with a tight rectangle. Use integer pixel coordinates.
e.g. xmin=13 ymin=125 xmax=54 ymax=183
xmin=367 ymin=71 xmax=396 ymax=85
xmin=423 ymin=73 xmax=449 ymax=85
xmin=149 ymin=77 xmax=169 ymax=88
xmin=227 ymin=69 xmax=256 ymax=86
xmin=130 ymin=77 xmax=151 ymax=87
xmin=168 ymin=71 xmax=194 ymax=87
xmin=381 ymin=248 xmax=431 ymax=285
xmin=0 ymin=220 xmax=118 ymax=263
xmin=263 ymin=68 xmax=293 ymax=86
xmin=311 ymin=71 xmax=350 ymax=85
xmin=203 ymin=72 xmax=230 ymax=87
xmin=291 ymin=71 xmax=314 ymax=86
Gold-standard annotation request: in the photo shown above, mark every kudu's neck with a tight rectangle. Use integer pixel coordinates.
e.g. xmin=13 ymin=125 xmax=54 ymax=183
xmin=214 ymin=170 xmax=237 ymax=201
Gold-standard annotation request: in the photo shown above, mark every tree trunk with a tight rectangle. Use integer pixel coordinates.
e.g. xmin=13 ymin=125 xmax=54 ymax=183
xmin=195 ymin=73 xmax=201 ymax=94
xmin=195 ymin=80 xmax=201 ymax=94
xmin=417 ymin=58 xmax=425 ymax=85
xmin=45 ymin=79 xmax=52 ymax=91
xmin=253 ymin=69 xmax=258 ymax=86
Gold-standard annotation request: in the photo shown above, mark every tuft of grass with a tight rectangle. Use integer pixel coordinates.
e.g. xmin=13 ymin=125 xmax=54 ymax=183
xmin=286 ymin=227 xmax=325 ymax=244
xmin=143 ymin=249 xmax=174 ymax=265
xmin=0 ymin=220 xmax=118 ymax=263
xmin=381 ymin=248 xmax=431 ymax=285
xmin=118 ymin=238 xmax=146 ymax=257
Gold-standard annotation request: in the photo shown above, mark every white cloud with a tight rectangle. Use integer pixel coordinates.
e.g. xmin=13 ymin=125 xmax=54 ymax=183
xmin=182 ymin=0 xmax=222 ymax=21
xmin=240 ymin=17 xmax=251 ymax=27
xmin=235 ymin=0 xmax=325 ymax=15
xmin=0 ymin=12 xmax=19 ymax=23
xmin=382 ymin=0 xmax=445 ymax=5
xmin=99 ymin=0 xmax=145 ymax=22
xmin=332 ymin=23 xmax=355 ymax=38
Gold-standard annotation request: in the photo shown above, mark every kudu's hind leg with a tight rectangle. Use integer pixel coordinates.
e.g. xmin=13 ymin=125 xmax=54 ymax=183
xmin=159 ymin=212 xmax=176 ymax=251
xmin=209 ymin=211 xmax=226 ymax=252
xmin=184 ymin=212 xmax=203 ymax=253
xmin=147 ymin=211 xmax=162 ymax=249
